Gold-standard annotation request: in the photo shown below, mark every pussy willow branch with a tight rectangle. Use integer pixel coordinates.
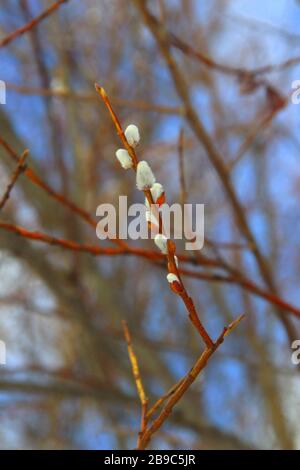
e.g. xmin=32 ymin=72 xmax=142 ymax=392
xmin=95 ymin=84 xmax=213 ymax=348
xmin=133 ymin=0 xmax=297 ymax=346
xmin=137 ymin=314 xmax=245 ymax=449
xmin=0 ymin=149 xmax=29 ymax=211
xmin=0 ymin=0 xmax=68 ymax=49
xmin=95 ymin=83 xmax=246 ymax=447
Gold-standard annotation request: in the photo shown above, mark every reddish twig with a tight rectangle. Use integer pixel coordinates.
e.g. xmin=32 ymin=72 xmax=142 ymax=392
xmin=0 ymin=217 xmax=211 ymax=265
xmin=0 ymin=0 xmax=68 ymax=49
xmin=178 ymin=267 xmax=300 ymax=320
xmin=0 ymin=136 xmax=95 ymax=227
xmin=0 ymin=149 xmax=29 ymax=210
xmin=0 ymin=221 xmax=126 ymax=256
xmin=0 ymin=136 xmax=127 ymax=248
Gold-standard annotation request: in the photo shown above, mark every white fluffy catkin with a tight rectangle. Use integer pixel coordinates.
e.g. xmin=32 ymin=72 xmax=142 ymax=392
xmin=125 ymin=124 xmax=140 ymax=147
xmin=167 ymin=273 xmax=180 ymax=284
xmin=136 ymin=161 xmax=156 ymax=190
xmin=115 ymin=149 xmax=133 ymax=169
xmin=154 ymin=233 xmax=168 ymax=254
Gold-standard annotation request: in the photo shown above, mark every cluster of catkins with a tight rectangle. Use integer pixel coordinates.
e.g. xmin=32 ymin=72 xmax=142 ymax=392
xmin=115 ymin=124 xmax=180 ymax=288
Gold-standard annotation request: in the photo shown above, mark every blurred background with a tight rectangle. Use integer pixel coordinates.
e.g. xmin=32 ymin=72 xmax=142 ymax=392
xmin=0 ymin=0 xmax=300 ymax=450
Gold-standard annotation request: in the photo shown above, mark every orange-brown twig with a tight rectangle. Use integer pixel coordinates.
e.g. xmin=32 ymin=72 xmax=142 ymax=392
xmin=0 ymin=0 xmax=68 ymax=49
xmin=0 ymin=221 xmax=125 ymax=256
xmin=122 ymin=321 xmax=148 ymax=448
xmin=146 ymin=377 xmax=185 ymax=422
xmin=0 ymin=149 xmax=29 ymax=210
xmin=179 ymin=267 xmax=300 ymax=320
xmin=0 ymin=218 xmax=203 ymax=265
xmin=95 ymin=85 xmax=138 ymax=168
xmin=0 ymin=136 xmax=96 ymax=228
xmin=0 ymin=136 xmax=127 ymax=248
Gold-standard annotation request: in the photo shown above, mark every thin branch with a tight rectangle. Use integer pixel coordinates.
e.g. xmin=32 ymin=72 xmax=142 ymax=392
xmin=177 ymin=128 xmax=187 ymax=206
xmin=0 ymin=217 xmax=211 ymax=265
xmin=228 ymin=95 xmax=286 ymax=172
xmin=0 ymin=149 xmax=29 ymax=210
xmin=5 ymin=83 xmax=182 ymax=115
xmin=0 ymin=136 xmax=95 ymax=227
xmin=0 ymin=0 xmax=68 ymax=49
xmin=122 ymin=321 xmax=147 ymax=406
xmin=0 ymin=221 xmax=126 ymax=256
xmin=205 ymin=238 xmax=252 ymax=251
xmin=122 ymin=321 xmax=148 ymax=448
xmin=146 ymin=377 xmax=185 ymax=421
xmin=0 ymin=136 xmax=127 ymax=248
xmin=249 ymin=54 xmax=300 ymax=76
xmin=178 ymin=267 xmax=300 ymax=320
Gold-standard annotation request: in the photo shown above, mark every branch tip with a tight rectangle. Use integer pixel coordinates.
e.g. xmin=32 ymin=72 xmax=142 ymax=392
xmin=224 ymin=313 xmax=246 ymax=337
xmin=94 ymin=83 xmax=106 ymax=98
